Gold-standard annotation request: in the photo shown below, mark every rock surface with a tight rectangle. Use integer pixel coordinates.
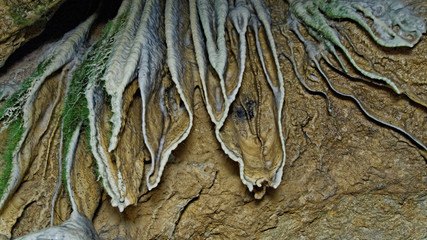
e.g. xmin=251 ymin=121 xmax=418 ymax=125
xmin=0 ymin=0 xmax=426 ymax=239
xmin=0 ymin=0 xmax=65 ymax=68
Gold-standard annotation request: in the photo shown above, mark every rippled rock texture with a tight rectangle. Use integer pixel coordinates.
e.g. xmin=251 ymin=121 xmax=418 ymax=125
xmin=0 ymin=0 xmax=426 ymax=239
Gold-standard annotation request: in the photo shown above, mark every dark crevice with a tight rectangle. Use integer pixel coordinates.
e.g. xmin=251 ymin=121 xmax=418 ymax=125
xmin=0 ymin=0 xmax=122 ymax=73
xmin=171 ymin=193 xmax=201 ymax=237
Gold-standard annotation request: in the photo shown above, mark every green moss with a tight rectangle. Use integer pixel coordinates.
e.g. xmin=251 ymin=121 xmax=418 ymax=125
xmin=93 ymin=166 xmax=100 ymax=179
xmin=0 ymin=59 xmax=51 ymax=122
xmin=60 ymin=10 xmax=128 ymax=185
xmin=0 ymin=118 xmax=23 ymax=200
xmin=8 ymin=2 xmax=51 ymax=27
xmin=61 ymin=18 xmax=117 ymax=147
xmin=61 ymin=63 xmax=90 ymax=153
xmin=61 ymin=8 xmax=129 ymax=151
xmin=92 ymin=164 xmax=104 ymax=189
xmin=8 ymin=5 xmax=30 ymax=26
xmin=0 ymin=58 xmax=53 ymax=200
xmin=35 ymin=5 xmax=49 ymax=16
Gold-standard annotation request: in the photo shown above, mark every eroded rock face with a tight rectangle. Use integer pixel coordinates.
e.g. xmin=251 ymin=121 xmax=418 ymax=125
xmin=0 ymin=0 xmax=426 ymax=239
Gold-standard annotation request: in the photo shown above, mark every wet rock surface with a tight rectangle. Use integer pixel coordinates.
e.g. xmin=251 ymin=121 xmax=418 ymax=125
xmin=0 ymin=0 xmax=426 ymax=239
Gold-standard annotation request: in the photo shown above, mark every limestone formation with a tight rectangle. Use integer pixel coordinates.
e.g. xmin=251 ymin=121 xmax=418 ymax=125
xmin=0 ymin=0 xmax=426 ymax=239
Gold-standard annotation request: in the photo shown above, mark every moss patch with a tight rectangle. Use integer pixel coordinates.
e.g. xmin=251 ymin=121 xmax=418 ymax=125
xmin=0 ymin=59 xmax=51 ymax=122
xmin=60 ymin=10 xmax=129 ymax=184
xmin=8 ymin=2 xmax=52 ymax=27
xmin=0 ymin=118 xmax=23 ymax=200
xmin=8 ymin=5 xmax=30 ymax=26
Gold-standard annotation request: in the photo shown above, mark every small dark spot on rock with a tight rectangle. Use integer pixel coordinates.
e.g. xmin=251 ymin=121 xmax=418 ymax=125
xmin=235 ymin=106 xmax=246 ymax=119
xmin=246 ymin=99 xmax=256 ymax=120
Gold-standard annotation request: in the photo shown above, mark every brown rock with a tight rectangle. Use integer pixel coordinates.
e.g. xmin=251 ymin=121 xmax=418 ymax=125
xmin=0 ymin=0 xmax=65 ymax=68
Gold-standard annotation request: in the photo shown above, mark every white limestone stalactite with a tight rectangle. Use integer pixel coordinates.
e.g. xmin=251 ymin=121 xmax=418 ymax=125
xmin=140 ymin=0 xmax=195 ymax=190
xmin=136 ymin=0 xmax=166 ymax=191
xmin=195 ymin=0 xmax=229 ymax=124
xmin=189 ymin=0 xmax=225 ymax=124
xmin=85 ymin=0 xmax=134 ymax=211
xmin=249 ymin=0 xmax=286 ymax=189
xmin=104 ymin=0 xmax=144 ymax=152
xmin=191 ymin=0 xmax=286 ymax=196
xmin=227 ymin=0 xmax=250 ymax=104
xmin=86 ymin=85 xmax=123 ymax=209
xmin=197 ymin=0 xmax=229 ymax=80
xmin=63 ymin=123 xmax=83 ymax=213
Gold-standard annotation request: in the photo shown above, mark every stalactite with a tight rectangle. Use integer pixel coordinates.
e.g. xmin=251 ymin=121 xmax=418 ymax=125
xmin=104 ymin=0 xmax=144 ymax=152
xmin=287 ymin=0 xmax=427 ymax=151
xmin=143 ymin=0 xmax=195 ymax=190
xmin=136 ymin=0 xmax=168 ymax=191
xmin=83 ymin=0 xmax=134 ymax=210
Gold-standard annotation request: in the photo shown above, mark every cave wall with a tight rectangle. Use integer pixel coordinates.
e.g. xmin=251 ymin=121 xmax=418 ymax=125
xmin=0 ymin=0 xmax=426 ymax=239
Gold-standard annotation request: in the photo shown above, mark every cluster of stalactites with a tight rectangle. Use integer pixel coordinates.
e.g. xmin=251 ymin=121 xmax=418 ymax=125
xmin=83 ymin=0 xmax=288 ymax=209
xmin=0 ymin=11 xmax=98 ymax=211
xmin=0 ymin=0 xmax=426 ymax=218
xmin=288 ymin=0 xmax=426 ymax=93
xmin=191 ymin=0 xmax=286 ymax=198
xmin=285 ymin=0 xmax=427 ymax=151
xmin=4 ymin=0 xmax=287 ymax=213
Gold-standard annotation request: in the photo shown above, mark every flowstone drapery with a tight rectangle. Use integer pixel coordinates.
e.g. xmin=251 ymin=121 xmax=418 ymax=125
xmin=0 ymin=0 xmax=425 ymax=238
